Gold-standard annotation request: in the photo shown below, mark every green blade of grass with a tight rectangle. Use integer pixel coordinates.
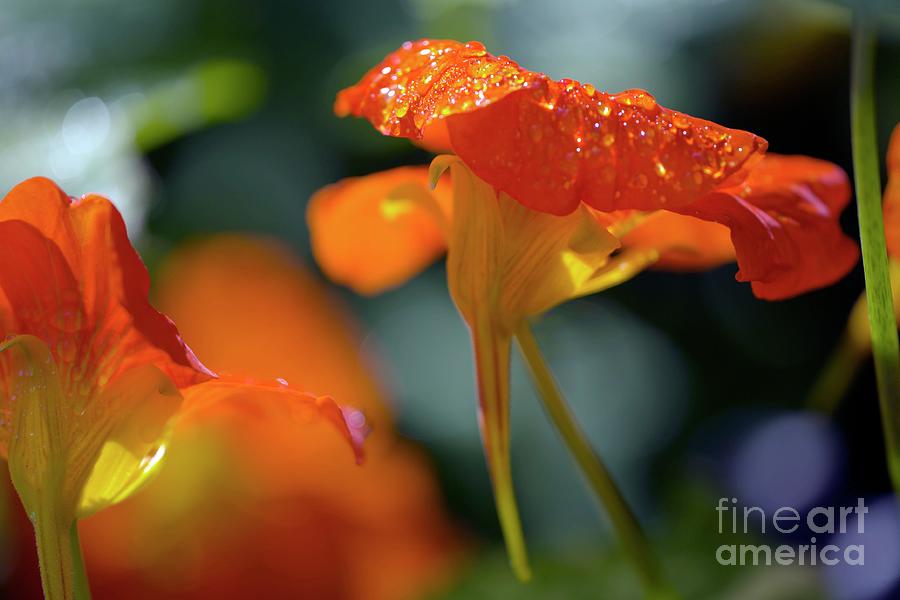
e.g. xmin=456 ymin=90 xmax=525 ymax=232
xmin=850 ymin=12 xmax=900 ymax=493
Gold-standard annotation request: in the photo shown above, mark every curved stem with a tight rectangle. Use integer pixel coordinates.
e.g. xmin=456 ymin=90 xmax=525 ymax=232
xmin=69 ymin=524 xmax=91 ymax=600
xmin=32 ymin=510 xmax=92 ymax=600
xmin=514 ymin=322 xmax=678 ymax=599
xmin=471 ymin=321 xmax=531 ymax=581
xmin=851 ymin=13 xmax=900 ymax=493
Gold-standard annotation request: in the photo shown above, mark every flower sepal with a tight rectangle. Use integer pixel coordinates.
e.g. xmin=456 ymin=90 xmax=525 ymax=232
xmin=430 ymin=155 xmax=652 ymax=331
xmin=2 ymin=338 xmax=78 ymax=597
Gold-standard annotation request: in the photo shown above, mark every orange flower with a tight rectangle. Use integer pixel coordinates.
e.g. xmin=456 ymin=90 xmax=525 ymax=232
xmin=309 ymin=39 xmax=859 ymax=579
xmin=0 ymin=179 xmax=362 ymax=600
xmin=883 ymin=124 xmax=900 ymax=259
xmin=37 ymin=235 xmax=462 ymax=600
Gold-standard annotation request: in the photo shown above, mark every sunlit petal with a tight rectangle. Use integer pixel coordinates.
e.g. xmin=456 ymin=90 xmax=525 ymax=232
xmin=77 ymin=364 xmax=182 ymax=518
xmin=337 ymin=39 xmax=766 ymax=215
xmin=308 ymin=166 xmax=451 ymax=295
xmin=683 ymin=154 xmax=859 ymax=299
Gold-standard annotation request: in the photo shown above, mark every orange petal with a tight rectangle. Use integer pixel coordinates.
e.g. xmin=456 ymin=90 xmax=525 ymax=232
xmin=75 ymin=376 xmax=461 ymax=600
xmin=884 ymin=124 xmax=900 ymax=260
xmin=0 ymin=178 xmax=213 ymax=398
xmin=0 ymin=219 xmax=82 ymax=358
xmin=307 ymin=166 xmax=451 ymax=295
xmin=336 ymin=39 xmax=766 ymax=215
xmin=413 ymin=119 xmax=453 ymax=154
xmin=75 ymin=363 xmax=183 ymax=518
xmin=619 ymin=211 xmax=736 ymax=270
xmin=677 ymin=154 xmax=859 ymax=299
xmin=180 ymin=376 xmax=366 ymax=464
xmin=69 ymin=235 xmax=465 ymax=600
xmin=1 ymin=336 xmax=183 ymax=523
xmin=334 ymin=40 xmax=540 ymax=139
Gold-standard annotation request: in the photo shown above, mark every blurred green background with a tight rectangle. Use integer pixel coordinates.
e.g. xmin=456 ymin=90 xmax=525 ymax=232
xmin=1 ymin=0 xmax=900 ymax=598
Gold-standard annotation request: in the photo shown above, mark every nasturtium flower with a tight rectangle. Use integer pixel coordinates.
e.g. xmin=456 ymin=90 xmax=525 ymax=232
xmin=0 ymin=179 xmax=363 ymax=600
xmin=309 ymin=39 xmax=859 ymax=580
xmin=8 ymin=235 xmax=464 ymax=600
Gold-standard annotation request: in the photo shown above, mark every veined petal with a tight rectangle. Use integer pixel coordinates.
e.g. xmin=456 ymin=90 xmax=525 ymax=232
xmin=678 ymin=154 xmax=859 ymax=299
xmin=67 ymin=193 xmax=212 ymax=388
xmin=307 ymin=166 xmax=452 ymax=295
xmin=436 ymin=156 xmax=505 ymax=327
xmin=0 ymin=179 xmax=214 ymax=522
xmin=884 ymin=124 xmax=900 ymax=260
xmin=0 ymin=178 xmax=213 ymax=403
xmin=1 ymin=335 xmax=184 ymax=521
xmin=2 ymin=337 xmax=88 ymax=599
xmin=434 ymin=156 xmax=620 ymax=331
xmin=0 ymin=218 xmax=85 ymax=458
xmin=336 ymin=39 xmax=766 ymax=215
xmin=3 ymin=336 xmax=74 ymax=520
xmin=0 ymin=218 xmax=82 ymax=428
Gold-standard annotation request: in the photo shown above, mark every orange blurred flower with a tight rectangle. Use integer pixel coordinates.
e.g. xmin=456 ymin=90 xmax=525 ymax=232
xmin=308 ymin=39 xmax=859 ymax=578
xmin=46 ymin=235 xmax=461 ymax=600
xmin=883 ymin=124 xmax=900 ymax=259
xmin=0 ymin=180 xmax=361 ymax=599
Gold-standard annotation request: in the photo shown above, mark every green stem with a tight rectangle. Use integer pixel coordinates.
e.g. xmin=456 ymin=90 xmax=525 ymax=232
xmin=471 ymin=322 xmax=532 ymax=581
xmin=69 ymin=524 xmax=91 ymax=600
xmin=514 ymin=322 xmax=678 ymax=599
xmin=32 ymin=510 xmax=92 ymax=600
xmin=851 ymin=13 xmax=900 ymax=493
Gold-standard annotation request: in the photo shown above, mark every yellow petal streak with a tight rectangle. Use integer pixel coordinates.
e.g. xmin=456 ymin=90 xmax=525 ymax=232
xmin=381 ymin=180 xmax=450 ymax=237
xmin=431 ymin=156 xmax=626 ymax=332
xmin=76 ymin=364 xmax=182 ymax=518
